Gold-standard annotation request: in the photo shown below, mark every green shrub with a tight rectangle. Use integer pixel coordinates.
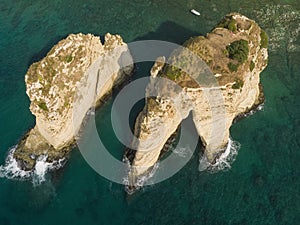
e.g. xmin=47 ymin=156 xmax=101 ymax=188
xmin=250 ymin=61 xmax=255 ymax=71
xmin=223 ymin=49 xmax=229 ymax=56
xmin=65 ymin=55 xmax=73 ymax=63
xmin=232 ymin=78 xmax=244 ymax=89
xmin=228 ymin=20 xmax=237 ymax=32
xmin=207 ymin=60 xmax=213 ymax=66
xmin=226 ymin=40 xmax=249 ymax=64
xmin=164 ymin=65 xmax=182 ymax=80
xmin=260 ymin=30 xmax=268 ymax=48
xmin=217 ymin=18 xmax=237 ymax=32
xmin=38 ymin=102 xmax=48 ymax=111
xmin=228 ymin=62 xmax=239 ymax=72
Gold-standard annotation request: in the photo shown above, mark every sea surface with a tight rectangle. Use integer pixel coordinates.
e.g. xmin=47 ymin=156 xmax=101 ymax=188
xmin=0 ymin=0 xmax=300 ymax=224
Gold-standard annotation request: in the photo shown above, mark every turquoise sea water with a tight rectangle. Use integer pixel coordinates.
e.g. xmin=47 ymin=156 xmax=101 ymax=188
xmin=0 ymin=0 xmax=300 ymax=224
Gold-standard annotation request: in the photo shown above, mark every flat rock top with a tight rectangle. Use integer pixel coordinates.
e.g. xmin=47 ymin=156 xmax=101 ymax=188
xmin=160 ymin=13 xmax=268 ymax=88
xmin=25 ymin=34 xmax=103 ymax=116
xmin=25 ymin=33 xmax=126 ymax=118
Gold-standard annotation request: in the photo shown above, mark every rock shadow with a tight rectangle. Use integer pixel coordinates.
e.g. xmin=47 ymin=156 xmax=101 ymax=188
xmin=27 ymin=35 xmax=68 ymax=68
xmin=134 ymin=20 xmax=201 ymax=44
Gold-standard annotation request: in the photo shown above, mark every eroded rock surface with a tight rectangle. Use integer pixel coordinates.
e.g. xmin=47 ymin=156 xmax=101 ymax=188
xmin=127 ymin=13 xmax=268 ymax=189
xmin=15 ymin=33 xmax=133 ymax=169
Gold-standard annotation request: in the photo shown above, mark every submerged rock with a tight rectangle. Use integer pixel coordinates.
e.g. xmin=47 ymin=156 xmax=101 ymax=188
xmin=127 ymin=13 xmax=268 ymax=190
xmin=14 ymin=33 xmax=134 ymax=170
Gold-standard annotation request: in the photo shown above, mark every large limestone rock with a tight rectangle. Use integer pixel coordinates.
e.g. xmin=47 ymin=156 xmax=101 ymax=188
xmin=15 ymin=33 xmax=133 ymax=169
xmin=127 ymin=13 xmax=268 ymax=188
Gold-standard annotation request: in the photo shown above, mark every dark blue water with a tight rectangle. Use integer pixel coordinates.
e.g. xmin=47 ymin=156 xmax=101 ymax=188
xmin=0 ymin=1 xmax=300 ymax=224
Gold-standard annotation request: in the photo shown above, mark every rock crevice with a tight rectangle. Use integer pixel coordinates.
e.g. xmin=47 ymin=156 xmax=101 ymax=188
xmin=127 ymin=13 xmax=268 ymax=188
xmin=15 ymin=33 xmax=134 ymax=170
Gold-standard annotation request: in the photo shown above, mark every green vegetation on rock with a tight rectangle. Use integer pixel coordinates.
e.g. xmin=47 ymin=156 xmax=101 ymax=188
xmin=65 ymin=55 xmax=73 ymax=63
xmin=164 ymin=65 xmax=182 ymax=81
xmin=250 ymin=61 xmax=255 ymax=71
xmin=217 ymin=17 xmax=237 ymax=33
xmin=232 ymin=78 xmax=244 ymax=89
xmin=227 ymin=40 xmax=249 ymax=64
xmin=226 ymin=39 xmax=249 ymax=72
xmin=223 ymin=49 xmax=229 ymax=56
xmin=260 ymin=30 xmax=268 ymax=48
xmin=228 ymin=62 xmax=239 ymax=72
xmin=38 ymin=102 xmax=48 ymax=111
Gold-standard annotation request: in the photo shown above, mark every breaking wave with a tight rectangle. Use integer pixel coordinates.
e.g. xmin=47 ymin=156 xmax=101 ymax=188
xmin=246 ymin=103 xmax=264 ymax=117
xmin=123 ymin=156 xmax=160 ymax=194
xmin=32 ymin=155 xmax=65 ymax=186
xmin=122 ymin=156 xmax=131 ymax=187
xmin=134 ymin=163 xmax=159 ymax=188
xmin=199 ymin=138 xmax=241 ymax=172
xmin=172 ymin=146 xmax=192 ymax=158
xmin=0 ymin=146 xmax=65 ymax=186
xmin=0 ymin=146 xmax=31 ymax=179
xmin=234 ymin=103 xmax=264 ymax=123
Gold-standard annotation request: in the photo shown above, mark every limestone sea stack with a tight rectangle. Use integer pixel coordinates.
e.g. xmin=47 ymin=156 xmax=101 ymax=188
xmin=14 ymin=33 xmax=133 ymax=170
xmin=127 ymin=13 xmax=268 ymax=189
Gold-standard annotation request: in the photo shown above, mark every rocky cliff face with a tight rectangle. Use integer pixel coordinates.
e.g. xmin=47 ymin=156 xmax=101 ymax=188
xmin=127 ymin=13 xmax=268 ymax=188
xmin=15 ymin=33 xmax=133 ymax=170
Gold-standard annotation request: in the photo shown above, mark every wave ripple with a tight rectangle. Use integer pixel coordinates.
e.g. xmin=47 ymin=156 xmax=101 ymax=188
xmin=0 ymin=146 xmax=65 ymax=186
xmin=199 ymin=138 xmax=241 ymax=172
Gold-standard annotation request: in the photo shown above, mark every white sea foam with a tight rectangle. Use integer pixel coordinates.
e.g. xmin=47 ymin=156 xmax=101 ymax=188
xmin=135 ymin=162 xmax=159 ymax=187
xmin=0 ymin=146 xmax=65 ymax=186
xmin=257 ymin=103 xmax=264 ymax=111
xmin=122 ymin=156 xmax=131 ymax=186
xmin=235 ymin=103 xmax=264 ymax=122
xmin=124 ymin=146 xmax=191 ymax=192
xmin=86 ymin=108 xmax=95 ymax=116
xmin=247 ymin=103 xmax=264 ymax=117
xmin=199 ymin=138 xmax=240 ymax=172
xmin=172 ymin=147 xmax=192 ymax=158
xmin=123 ymin=159 xmax=159 ymax=194
xmin=209 ymin=138 xmax=240 ymax=172
xmin=33 ymin=155 xmax=65 ymax=186
xmin=0 ymin=146 xmax=31 ymax=179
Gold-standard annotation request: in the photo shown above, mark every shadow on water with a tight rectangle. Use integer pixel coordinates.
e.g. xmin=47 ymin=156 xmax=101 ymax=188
xmin=27 ymin=35 xmax=68 ymax=68
xmin=134 ymin=20 xmax=201 ymax=44
xmin=28 ymin=20 xmax=201 ymax=68
xmin=110 ymin=20 xmax=203 ymax=135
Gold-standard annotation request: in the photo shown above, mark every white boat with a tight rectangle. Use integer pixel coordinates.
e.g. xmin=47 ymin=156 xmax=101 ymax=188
xmin=190 ymin=9 xmax=200 ymax=16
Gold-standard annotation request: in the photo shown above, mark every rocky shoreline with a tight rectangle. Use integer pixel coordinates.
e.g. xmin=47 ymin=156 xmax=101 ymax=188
xmin=233 ymin=83 xmax=265 ymax=124
xmin=5 ymin=13 xmax=268 ymax=190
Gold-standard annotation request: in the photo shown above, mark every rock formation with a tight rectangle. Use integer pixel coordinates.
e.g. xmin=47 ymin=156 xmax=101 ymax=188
xmin=127 ymin=13 xmax=268 ymax=189
xmin=14 ymin=33 xmax=133 ymax=170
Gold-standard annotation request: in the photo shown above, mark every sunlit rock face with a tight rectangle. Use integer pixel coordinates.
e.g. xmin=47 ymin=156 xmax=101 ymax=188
xmin=127 ymin=13 xmax=268 ymax=189
xmin=15 ymin=33 xmax=133 ymax=170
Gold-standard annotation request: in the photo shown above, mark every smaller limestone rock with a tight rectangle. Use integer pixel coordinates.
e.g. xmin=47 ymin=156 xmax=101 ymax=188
xmin=14 ymin=33 xmax=134 ymax=170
